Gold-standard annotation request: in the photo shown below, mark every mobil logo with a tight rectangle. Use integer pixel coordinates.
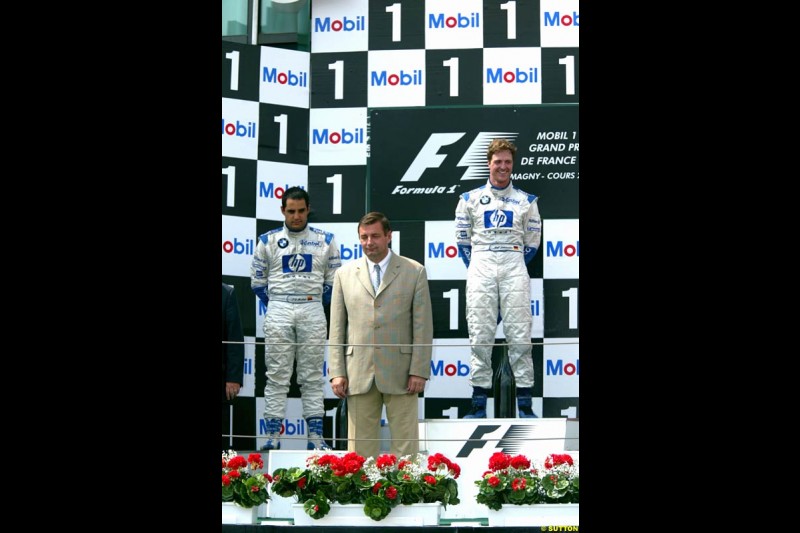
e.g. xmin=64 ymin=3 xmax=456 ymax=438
xmin=313 ymin=15 xmax=365 ymax=33
xmin=546 ymin=358 xmax=579 ymax=376
xmin=259 ymin=418 xmax=306 ymax=436
xmin=243 ymin=357 xmax=253 ymax=376
xmin=370 ymin=69 xmax=423 ymax=87
xmin=312 ymin=127 xmax=364 ymax=145
xmin=222 ymin=237 xmax=254 ymax=255
xmin=544 ymin=11 xmax=580 ymax=27
xmin=428 ymin=12 xmax=480 ymax=29
xmin=486 ymin=67 xmax=538 ymax=84
xmin=428 ymin=242 xmax=459 ymax=259
xmin=259 ymin=182 xmax=303 ymax=199
xmin=221 ymin=118 xmax=257 ymax=138
xmin=431 ymin=359 xmax=470 ymax=377
xmin=339 ymin=243 xmax=363 ymax=261
xmin=546 ymin=240 xmax=579 ymax=257
xmin=530 ymin=299 xmax=541 ymax=317
xmin=262 ymin=66 xmax=308 ymax=87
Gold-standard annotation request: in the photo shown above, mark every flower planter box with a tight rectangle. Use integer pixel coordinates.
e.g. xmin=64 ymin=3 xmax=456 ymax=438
xmin=486 ymin=503 xmax=579 ymax=527
xmin=222 ymin=502 xmax=259 ymax=524
xmin=292 ymin=502 xmax=442 ymax=526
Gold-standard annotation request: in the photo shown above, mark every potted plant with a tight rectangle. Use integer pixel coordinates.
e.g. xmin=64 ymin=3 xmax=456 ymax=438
xmin=475 ymin=452 xmax=579 ymax=526
xmin=221 ymin=450 xmax=272 ymax=523
xmin=270 ymin=451 xmax=461 ymax=523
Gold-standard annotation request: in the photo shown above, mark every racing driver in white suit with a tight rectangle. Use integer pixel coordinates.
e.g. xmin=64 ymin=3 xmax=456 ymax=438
xmin=250 ymin=186 xmax=341 ymax=450
xmin=455 ymin=138 xmax=541 ymax=418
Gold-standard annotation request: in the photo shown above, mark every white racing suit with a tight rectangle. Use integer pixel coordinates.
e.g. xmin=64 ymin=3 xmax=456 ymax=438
xmin=250 ymin=223 xmax=341 ymax=419
xmin=455 ymin=179 xmax=541 ymax=389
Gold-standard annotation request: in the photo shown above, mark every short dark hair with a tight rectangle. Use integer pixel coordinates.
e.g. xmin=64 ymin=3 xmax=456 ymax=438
xmin=358 ymin=211 xmax=391 ymax=234
xmin=282 ymin=186 xmax=309 ymax=208
xmin=486 ymin=138 xmax=517 ymax=162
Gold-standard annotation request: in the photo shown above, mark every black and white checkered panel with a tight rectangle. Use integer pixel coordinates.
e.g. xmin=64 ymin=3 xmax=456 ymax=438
xmin=222 ymin=0 xmax=578 ymax=451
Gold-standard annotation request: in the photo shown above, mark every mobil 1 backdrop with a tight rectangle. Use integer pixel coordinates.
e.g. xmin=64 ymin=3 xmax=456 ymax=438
xmin=221 ymin=0 xmax=579 ymax=453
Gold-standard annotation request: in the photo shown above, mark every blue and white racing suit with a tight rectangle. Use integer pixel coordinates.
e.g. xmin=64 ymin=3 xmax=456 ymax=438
xmin=250 ymin=223 xmax=341 ymax=419
xmin=455 ymin=179 xmax=541 ymax=389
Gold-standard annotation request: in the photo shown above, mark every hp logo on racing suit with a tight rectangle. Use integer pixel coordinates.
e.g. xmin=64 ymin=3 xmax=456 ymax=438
xmin=283 ymin=254 xmax=312 ymax=273
xmin=485 ymin=210 xmax=513 ymax=228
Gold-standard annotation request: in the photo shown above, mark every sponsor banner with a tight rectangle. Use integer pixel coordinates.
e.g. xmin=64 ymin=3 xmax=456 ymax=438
xmin=222 ymin=215 xmax=257 ymax=276
xmin=424 ymin=0 xmax=484 ymax=50
xmin=222 ymin=97 xmax=259 ymax=160
xmin=259 ymin=46 xmax=310 ymax=108
xmin=309 ymin=107 xmax=368 ymax=166
xmin=367 ymin=49 xmax=426 ymax=108
xmin=255 ymin=397 xmax=307 ymax=450
xmin=255 ymin=161 xmax=308 ymax=221
xmin=483 ymin=46 xmax=542 ymax=105
xmin=427 ymin=338 xmax=472 ymax=398
xmin=543 ymin=218 xmax=579 ymax=279
xmin=424 ymin=220 xmax=465 ymax=280
xmin=541 ymin=0 xmax=580 ymax=48
xmin=311 ymin=0 xmax=369 ymax=53
xmin=369 ymin=105 xmax=578 ymax=220
xmin=543 ymin=337 xmax=579 ymax=398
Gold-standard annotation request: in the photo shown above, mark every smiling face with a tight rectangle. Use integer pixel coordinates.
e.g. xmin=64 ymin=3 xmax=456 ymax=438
xmin=488 ymin=149 xmax=514 ymax=188
xmin=281 ymin=198 xmax=309 ymax=232
xmin=358 ymin=221 xmax=392 ymax=263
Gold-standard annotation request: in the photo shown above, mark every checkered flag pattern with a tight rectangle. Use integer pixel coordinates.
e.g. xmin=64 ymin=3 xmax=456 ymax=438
xmin=222 ymin=0 xmax=578 ymax=451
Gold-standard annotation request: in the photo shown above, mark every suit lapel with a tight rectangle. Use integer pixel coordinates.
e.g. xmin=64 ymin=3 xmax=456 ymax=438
xmin=378 ymin=255 xmax=400 ymax=295
xmin=357 ymin=258 xmax=376 ymax=297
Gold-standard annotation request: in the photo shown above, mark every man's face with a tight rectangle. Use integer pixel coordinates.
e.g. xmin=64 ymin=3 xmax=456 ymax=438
xmin=488 ymin=149 xmax=514 ymax=188
xmin=358 ymin=221 xmax=392 ymax=263
xmin=281 ymin=198 xmax=309 ymax=231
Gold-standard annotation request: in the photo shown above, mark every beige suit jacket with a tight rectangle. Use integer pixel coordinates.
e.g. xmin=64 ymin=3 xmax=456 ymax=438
xmin=328 ymin=253 xmax=433 ymax=395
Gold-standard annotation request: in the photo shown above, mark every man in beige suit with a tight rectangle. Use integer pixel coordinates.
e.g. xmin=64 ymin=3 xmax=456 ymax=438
xmin=328 ymin=212 xmax=433 ymax=459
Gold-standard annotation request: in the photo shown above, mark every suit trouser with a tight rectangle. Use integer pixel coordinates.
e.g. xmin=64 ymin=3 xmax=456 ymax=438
xmin=347 ymin=380 xmax=419 ymax=459
xmin=262 ymin=300 xmax=327 ymax=419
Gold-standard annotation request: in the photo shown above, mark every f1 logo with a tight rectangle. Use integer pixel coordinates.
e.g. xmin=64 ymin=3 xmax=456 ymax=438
xmin=400 ymin=133 xmax=465 ymax=182
xmin=456 ymin=424 xmax=537 ymax=457
xmin=400 ymin=132 xmax=519 ymax=183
